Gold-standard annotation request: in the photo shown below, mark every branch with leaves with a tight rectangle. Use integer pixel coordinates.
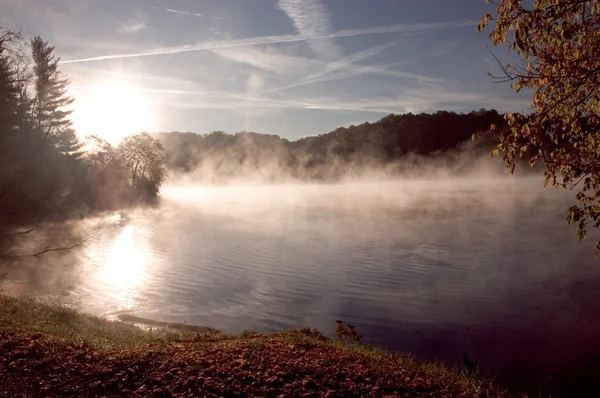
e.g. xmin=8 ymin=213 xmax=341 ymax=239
xmin=480 ymin=0 xmax=600 ymax=255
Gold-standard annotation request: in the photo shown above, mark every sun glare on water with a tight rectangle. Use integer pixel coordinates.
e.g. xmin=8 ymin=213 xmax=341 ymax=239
xmin=99 ymin=225 xmax=148 ymax=310
xmin=72 ymin=81 xmax=155 ymax=144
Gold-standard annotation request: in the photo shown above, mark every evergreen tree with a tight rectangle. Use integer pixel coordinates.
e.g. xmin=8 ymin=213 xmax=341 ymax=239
xmin=0 ymin=27 xmax=28 ymax=225
xmin=30 ymin=36 xmax=82 ymax=156
xmin=0 ymin=31 xmax=21 ymax=141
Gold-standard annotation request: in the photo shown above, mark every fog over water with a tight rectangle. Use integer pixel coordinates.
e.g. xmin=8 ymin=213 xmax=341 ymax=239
xmin=2 ymin=175 xmax=600 ymax=393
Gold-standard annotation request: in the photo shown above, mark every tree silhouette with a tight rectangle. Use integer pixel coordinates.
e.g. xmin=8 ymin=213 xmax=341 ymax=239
xmin=119 ymin=133 xmax=168 ymax=201
xmin=31 ymin=36 xmax=81 ymax=156
xmin=0 ymin=27 xmax=168 ymax=227
xmin=0 ymin=33 xmax=21 ymax=143
xmin=157 ymin=109 xmax=506 ymax=181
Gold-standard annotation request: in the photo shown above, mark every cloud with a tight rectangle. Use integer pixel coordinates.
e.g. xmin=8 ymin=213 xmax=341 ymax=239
xmin=64 ymin=60 xmax=525 ymax=116
xmin=212 ymin=40 xmax=442 ymax=95
xmin=277 ymin=0 xmax=342 ymax=60
xmin=212 ymin=45 xmax=322 ymax=75
xmin=162 ymin=92 xmax=420 ymax=114
xmin=124 ymin=76 xmax=527 ymax=116
xmin=58 ymin=20 xmax=477 ymax=64
xmin=261 ymin=42 xmax=443 ymax=94
xmin=165 ymin=8 xmax=202 ymax=17
xmin=64 ymin=65 xmax=214 ymax=97
xmin=246 ymin=73 xmax=265 ymax=92
xmin=167 ymin=9 xmax=191 ymax=15
xmin=118 ymin=17 xmax=147 ymax=34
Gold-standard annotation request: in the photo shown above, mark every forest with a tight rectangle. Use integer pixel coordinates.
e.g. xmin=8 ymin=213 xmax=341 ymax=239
xmin=0 ymin=28 xmax=166 ymax=227
xmin=0 ymin=26 xmax=506 ymax=227
xmin=157 ymin=109 xmax=506 ymax=182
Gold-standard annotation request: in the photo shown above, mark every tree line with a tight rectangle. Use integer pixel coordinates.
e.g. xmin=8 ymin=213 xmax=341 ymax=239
xmin=0 ymin=26 xmax=167 ymax=227
xmin=156 ymin=109 xmax=507 ymax=182
xmin=0 ymin=22 xmax=506 ymax=227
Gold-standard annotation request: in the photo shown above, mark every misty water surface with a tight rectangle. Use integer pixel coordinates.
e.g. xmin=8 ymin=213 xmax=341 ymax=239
xmin=3 ymin=177 xmax=600 ymax=392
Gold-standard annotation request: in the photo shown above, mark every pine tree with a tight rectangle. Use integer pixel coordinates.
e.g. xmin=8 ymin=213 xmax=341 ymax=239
xmin=0 ymin=33 xmax=21 ymax=141
xmin=30 ymin=36 xmax=82 ymax=156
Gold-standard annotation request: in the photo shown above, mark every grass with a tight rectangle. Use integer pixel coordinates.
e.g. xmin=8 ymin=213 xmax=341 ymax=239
xmin=276 ymin=327 xmax=507 ymax=397
xmin=0 ymin=294 xmax=511 ymax=397
xmin=0 ymin=295 xmax=185 ymax=350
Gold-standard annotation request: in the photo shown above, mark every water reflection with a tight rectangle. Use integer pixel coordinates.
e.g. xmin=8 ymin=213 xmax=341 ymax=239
xmin=86 ymin=224 xmax=149 ymax=312
xmin=3 ymin=179 xmax=600 ymax=396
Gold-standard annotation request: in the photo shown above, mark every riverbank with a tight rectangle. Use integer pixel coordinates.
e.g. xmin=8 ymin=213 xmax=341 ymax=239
xmin=0 ymin=295 xmax=509 ymax=397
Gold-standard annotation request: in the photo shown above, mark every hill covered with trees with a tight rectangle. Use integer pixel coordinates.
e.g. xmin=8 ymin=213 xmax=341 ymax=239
xmin=0 ymin=24 xmax=511 ymax=226
xmin=157 ymin=109 xmax=507 ymax=183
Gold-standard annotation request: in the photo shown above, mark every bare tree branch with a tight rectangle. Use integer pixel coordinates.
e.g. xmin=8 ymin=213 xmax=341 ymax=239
xmin=2 ymin=228 xmax=33 ymax=237
xmin=32 ymin=243 xmax=80 ymax=257
xmin=0 ymin=242 xmax=82 ymax=259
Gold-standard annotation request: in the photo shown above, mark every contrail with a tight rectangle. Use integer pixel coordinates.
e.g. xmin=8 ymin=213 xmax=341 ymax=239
xmin=59 ymin=20 xmax=476 ymax=64
xmin=166 ymin=9 xmax=191 ymax=15
xmin=277 ymin=0 xmax=342 ymax=60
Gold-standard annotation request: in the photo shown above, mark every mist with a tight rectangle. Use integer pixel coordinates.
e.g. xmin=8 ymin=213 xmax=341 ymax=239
xmin=1 ymin=107 xmax=596 ymax=396
xmin=3 ymin=0 xmax=599 ymax=394
xmin=2 ymin=141 xmax=598 ymax=394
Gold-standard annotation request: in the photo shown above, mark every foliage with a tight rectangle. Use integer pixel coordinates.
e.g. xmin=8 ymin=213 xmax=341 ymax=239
xmin=335 ymin=320 xmax=363 ymax=344
xmin=479 ymin=0 xmax=600 ymax=253
xmin=0 ymin=26 xmax=168 ymax=227
xmin=157 ymin=109 xmax=506 ymax=182
xmin=30 ymin=36 xmax=80 ymax=156
xmin=0 ymin=297 xmax=510 ymax=397
xmin=118 ymin=133 xmax=168 ymax=201
xmin=0 ymin=34 xmax=21 ymax=139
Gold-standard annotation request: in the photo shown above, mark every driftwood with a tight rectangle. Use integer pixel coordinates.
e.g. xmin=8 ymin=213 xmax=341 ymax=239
xmin=0 ymin=243 xmax=81 ymax=259
xmin=32 ymin=244 xmax=81 ymax=257
xmin=2 ymin=228 xmax=34 ymax=237
xmin=1 ymin=226 xmax=82 ymax=259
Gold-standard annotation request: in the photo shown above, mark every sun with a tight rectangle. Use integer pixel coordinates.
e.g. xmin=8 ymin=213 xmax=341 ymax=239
xmin=72 ymin=81 xmax=155 ymax=144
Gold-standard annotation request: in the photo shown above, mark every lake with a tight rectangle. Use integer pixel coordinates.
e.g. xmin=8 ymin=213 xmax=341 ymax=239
xmin=2 ymin=177 xmax=600 ymax=395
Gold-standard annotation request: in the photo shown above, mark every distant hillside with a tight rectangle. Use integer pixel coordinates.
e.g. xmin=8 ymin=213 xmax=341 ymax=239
xmin=155 ymin=109 xmax=507 ymax=182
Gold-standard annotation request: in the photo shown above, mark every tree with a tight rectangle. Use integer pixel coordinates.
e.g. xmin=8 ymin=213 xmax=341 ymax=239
xmin=0 ymin=29 xmax=20 ymax=224
xmin=0 ymin=26 xmax=24 ymax=142
xmin=30 ymin=36 xmax=81 ymax=156
xmin=479 ymin=0 xmax=600 ymax=253
xmin=83 ymin=135 xmax=131 ymax=210
xmin=118 ymin=133 xmax=168 ymax=201
xmin=0 ymin=28 xmax=173 ymax=225
xmin=0 ymin=51 xmax=18 ymax=139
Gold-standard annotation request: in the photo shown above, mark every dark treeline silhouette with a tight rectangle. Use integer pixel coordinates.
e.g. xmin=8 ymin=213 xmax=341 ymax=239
xmin=0 ymin=27 xmax=166 ymax=227
xmin=157 ymin=109 xmax=507 ymax=182
xmin=0 ymin=24 xmax=507 ymax=226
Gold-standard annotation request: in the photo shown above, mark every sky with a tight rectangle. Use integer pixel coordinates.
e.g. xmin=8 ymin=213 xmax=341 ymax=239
xmin=2 ymin=0 xmax=532 ymax=141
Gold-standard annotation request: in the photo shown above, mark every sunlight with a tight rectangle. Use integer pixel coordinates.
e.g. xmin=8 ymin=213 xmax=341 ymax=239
xmin=99 ymin=225 xmax=148 ymax=310
xmin=72 ymin=81 xmax=155 ymax=144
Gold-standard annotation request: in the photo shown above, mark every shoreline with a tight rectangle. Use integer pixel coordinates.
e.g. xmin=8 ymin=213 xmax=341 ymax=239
xmin=0 ymin=294 xmax=509 ymax=397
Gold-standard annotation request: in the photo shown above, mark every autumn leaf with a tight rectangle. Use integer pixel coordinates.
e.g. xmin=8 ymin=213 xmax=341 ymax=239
xmin=480 ymin=0 xmax=600 ymax=254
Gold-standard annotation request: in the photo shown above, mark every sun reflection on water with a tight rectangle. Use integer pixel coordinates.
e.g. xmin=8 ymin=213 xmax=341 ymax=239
xmin=100 ymin=224 xmax=147 ymax=311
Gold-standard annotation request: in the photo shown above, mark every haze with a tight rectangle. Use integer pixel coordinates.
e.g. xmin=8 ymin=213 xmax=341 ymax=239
xmin=2 ymin=1 xmax=600 ymax=396
xmin=3 ymin=0 xmax=529 ymax=142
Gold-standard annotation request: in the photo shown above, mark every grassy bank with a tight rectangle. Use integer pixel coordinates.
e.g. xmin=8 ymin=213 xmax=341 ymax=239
xmin=0 ymin=295 xmax=510 ymax=397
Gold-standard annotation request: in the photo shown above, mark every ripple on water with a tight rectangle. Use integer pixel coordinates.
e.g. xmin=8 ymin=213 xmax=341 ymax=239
xmin=3 ymin=179 xmax=600 ymax=395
